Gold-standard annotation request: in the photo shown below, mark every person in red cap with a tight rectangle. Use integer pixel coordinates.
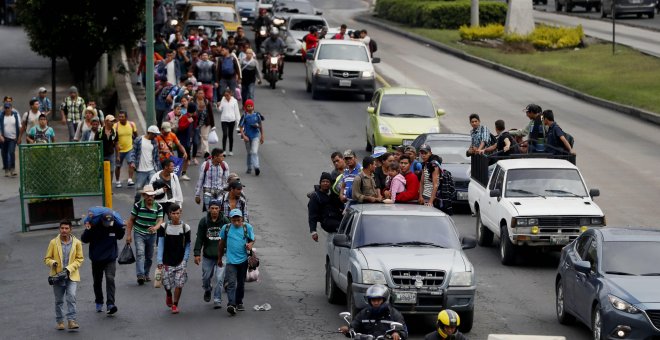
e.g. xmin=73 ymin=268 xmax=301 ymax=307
xmin=239 ymin=99 xmax=264 ymax=176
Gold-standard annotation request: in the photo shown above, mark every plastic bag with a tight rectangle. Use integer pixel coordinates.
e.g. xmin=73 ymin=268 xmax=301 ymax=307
xmin=117 ymin=244 xmax=136 ymax=265
xmin=154 ymin=267 xmax=162 ymax=288
xmin=208 ymin=127 xmax=219 ymax=144
xmin=246 ymin=268 xmax=260 ymax=282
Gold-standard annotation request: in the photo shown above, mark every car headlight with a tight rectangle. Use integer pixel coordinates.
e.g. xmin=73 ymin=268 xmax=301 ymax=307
xmin=241 ymin=17 xmax=248 ymax=22
xmin=515 ymin=218 xmax=528 ymax=227
xmin=315 ymin=67 xmax=328 ymax=76
xmin=528 ymin=218 xmax=539 ymax=226
xmin=428 ymin=126 xmax=439 ymax=133
xmin=591 ymin=217 xmax=604 ymax=225
xmin=378 ymin=123 xmax=394 ymax=136
xmin=608 ymin=295 xmax=640 ymax=314
xmin=361 ymin=71 xmax=374 ymax=78
xmin=449 ymin=271 xmax=473 ymax=287
xmin=362 ymin=270 xmax=387 ymax=284
xmin=170 ymin=19 xmax=178 ymax=26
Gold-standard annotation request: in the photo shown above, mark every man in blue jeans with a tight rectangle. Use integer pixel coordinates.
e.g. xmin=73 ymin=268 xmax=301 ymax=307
xmin=239 ymin=99 xmax=264 ymax=176
xmin=126 ymin=184 xmax=164 ymax=285
xmin=218 ymin=208 xmax=255 ymax=315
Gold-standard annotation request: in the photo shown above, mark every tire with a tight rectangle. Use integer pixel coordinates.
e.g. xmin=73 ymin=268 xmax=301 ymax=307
xmin=476 ymin=211 xmax=494 ymax=247
xmin=566 ymin=2 xmax=573 ymax=12
xmin=364 ymin=92 xmax=373 ymax=101
xmin=556 ymin=0 xmax=563 ymax=11
xmin=311 ymin=83 xmax=321 ymax=100
xmin=326 ymin=261 xmax=344 ymax=304
xmin=592 ymin=304 xmax=603 ymax=340
xmin=586 ymin=5 xmax=592 ymax=11
xmin=595 ymin=4 xmax=601 ymax=12
xmin=500 ymin=225 xmax=517 ymax=266
xmin=600 ymin=5 xmax=607 ymax=17
xmin=347 ymin=280 xmax=359 ymax=317
xmin=649 ymin=12 xmax=655 ymax=18
xmin=305 ymin=78 xmax=311 ymax=93
xmin=637 ymin=13 xmax=643 ymax=18
xmin=458 ymin=310 xmax=474 ymax=333
xmin=542 ymin=0 xmax=548 ymax=4
xmin=556 ymin=280 xmax=576 ymax=325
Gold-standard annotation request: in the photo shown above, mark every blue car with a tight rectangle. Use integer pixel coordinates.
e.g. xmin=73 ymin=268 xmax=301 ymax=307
xmin=555 ymin=228 xmax=660 ymax=340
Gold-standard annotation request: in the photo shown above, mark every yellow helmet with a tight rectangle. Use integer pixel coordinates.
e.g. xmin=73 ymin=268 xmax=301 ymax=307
xmin=436 ymin=309 xmax=460 ymax=338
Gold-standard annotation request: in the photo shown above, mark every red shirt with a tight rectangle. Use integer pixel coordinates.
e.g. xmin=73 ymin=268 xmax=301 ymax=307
xmin=305 ymin=34 xmax=319 ymax=50
xmin=395 ymin=171 xmax=420 ymax=203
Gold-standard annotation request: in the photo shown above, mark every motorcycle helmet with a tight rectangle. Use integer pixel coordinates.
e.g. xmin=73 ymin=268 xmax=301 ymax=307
xmin=270 ymin=27 xmax=279 ymax=36
xmin=365 ymin=284 xmax=389 ymax=304
xmin=437 ymin=309 xmax=460 ymax=338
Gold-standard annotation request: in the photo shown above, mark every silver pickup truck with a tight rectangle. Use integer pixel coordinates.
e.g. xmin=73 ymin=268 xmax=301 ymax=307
xmin=325 ymin=204 xmax=477 ymax=332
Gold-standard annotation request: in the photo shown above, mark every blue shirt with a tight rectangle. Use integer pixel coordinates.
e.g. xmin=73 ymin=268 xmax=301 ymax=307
xmin=240 ymin=112 xmax=263 ymax=139
xmin=83 ymin=206 xmax=125 ymax=227
xmin=37 ymin=97 xmax=52 ymax=112
xmin=220 ymin=223 xmax=255 ymax=265
xmin=342 ymin=165 xmax=362 ymax=200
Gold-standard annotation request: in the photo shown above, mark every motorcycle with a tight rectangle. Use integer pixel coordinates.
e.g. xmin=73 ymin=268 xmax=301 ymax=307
xmin=264 ymin=51 xmax=284 ymax=89
xmin=255 ymin=25 xmax=270 ymax=56
xmin=338 ymin=312 xmax=405 ymax=340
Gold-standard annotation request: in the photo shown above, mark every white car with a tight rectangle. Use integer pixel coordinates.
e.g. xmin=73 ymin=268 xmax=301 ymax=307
xmin=279 ymin=14 xmax=328 ymax=58
xmin=305 ymin=39 xmax=380 ymax=101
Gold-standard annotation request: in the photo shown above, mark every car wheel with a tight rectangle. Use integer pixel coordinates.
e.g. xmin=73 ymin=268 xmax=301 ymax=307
xmin=566 ymin=1 xmax=573 ymax=12
xmin=326 ymin=261 xmax=344 ymax=304
xmin=364 ymin=92 xmax=373 ymax=102
xmin=649 ymin=11 xmax=655 ymax=18
xmin=637 ymin=13 xmax=643 ymax=18
xmin=556 ymin=280 xmax=576 ymax=325
xmin=595 ymin=4 xmax=601 ymax=12
xmin=600 ymin=5 xmax=607 ymax=17
xmin=542 ymin=0 xmax=548 ymax=4
xmin=366 ymin=134 xmax=373 ymax=152
xmin=311 ymin=83 xmax=321 ymax=100
xmin=347 ymin=280 xmax=359 ymax=317
xmin=458 ymin=310 xmax=474 ymax=333
xmin=476 ymin=211 xmax=494 ymax=247
xmin=586 ymin=5 xmax=592 ymax=11
xmin=556 ymin=0 xmax=563 ymax=12
xmin=500 ymin=225 xmax=517 ymax=265
xmin=306 ymin=78 xmax=311 ymax=93
xmin=592 ymin=304 xmax=603 ymax=340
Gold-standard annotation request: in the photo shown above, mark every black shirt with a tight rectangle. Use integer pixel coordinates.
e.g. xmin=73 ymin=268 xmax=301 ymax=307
xmin=374 ymin=167 xmax=387 ymax=190
xmin=157 ymin=222 xmax=191 ymax=266
xmin=496 ymin=131 xmax=515 ymax=156
xmin=95 ymin=128 xmax=118 ymax=157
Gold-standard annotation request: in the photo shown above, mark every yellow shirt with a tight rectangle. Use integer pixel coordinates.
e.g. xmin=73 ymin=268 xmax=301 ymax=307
xmin=115 ymin=121 xmax=137 ymax=153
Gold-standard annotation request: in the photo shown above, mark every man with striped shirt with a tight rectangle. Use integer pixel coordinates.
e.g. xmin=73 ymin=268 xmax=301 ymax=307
xmin=194 ymin=148 xmax=230 ymax=212
xmin=126 ymin=184 xmax=164 ymax=285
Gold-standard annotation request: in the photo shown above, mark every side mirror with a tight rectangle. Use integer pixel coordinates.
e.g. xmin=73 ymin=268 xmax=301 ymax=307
xmin=589 ymin=188 xmax=600 ymax=198
xmin=367 ymin=106 xmax=375 ymax=114
xmin=315 ymin=10 xmax=323 ymax=15
xmin=436 ymin=108 xmax=446 ymax=116
xmin=333 ymin=234 xmax=350 ymax=248
xmin=575 ymin=260 xmax=592 ymax=274
xmin=489 ymin=189 xmax=501 ymax=198
xmin=461 ymin=237 xmax=477 ymax=250
xmin=372 ymin=57 xmax=381 ymax=63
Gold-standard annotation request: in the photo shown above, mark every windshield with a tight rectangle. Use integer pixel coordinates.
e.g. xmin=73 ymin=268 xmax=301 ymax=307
xmin=261 ymin=0 xmax=275 ymax=3
xmin=317 ymin=44 xmax=369 ymax=62
xmin=505 ymin=168 xmax=588 ymax=198
xmin=426 ymin=140 xmax=471 ymax=164
xmin=379 ymin=94 xmax=436 ymax=118
xmin=289 ymin=18 xmax=325 ymax=31
xmin=190 ymin=11 xmax=236 ymax=22
xmin=185 ymin=25 xmax=226 ymax=39
xmin=353 ymin=215 xmax=461 ymax=249
xmin=603 ymin=241 xmax=660 ymax=275
xmin=277 ymin=2 xmax=315 ymax=13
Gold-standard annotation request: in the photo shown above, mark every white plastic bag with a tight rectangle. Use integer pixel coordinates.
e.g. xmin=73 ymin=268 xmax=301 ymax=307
xmin=208 ymin=127 xmax=219 ymax=144
xmin=246 ymin=268 xmax=260 ymax=282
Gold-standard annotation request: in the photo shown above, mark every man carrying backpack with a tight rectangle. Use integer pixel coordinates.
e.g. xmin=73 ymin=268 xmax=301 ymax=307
xmin=308 ymin=172 xmax=344 ymax=242
xmin=216 ymin=46 xmax=241 ymax=97
xmin=194 ymin=148 xmax=230 ymax=212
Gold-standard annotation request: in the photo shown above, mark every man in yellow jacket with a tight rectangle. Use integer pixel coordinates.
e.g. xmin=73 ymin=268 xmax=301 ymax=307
xmin=44 ymin=220 xmax=84 ymax=331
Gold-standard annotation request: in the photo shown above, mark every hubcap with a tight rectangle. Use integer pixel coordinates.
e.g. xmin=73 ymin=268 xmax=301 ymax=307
xmin=593 ymin=310 xmax=601 ymax=340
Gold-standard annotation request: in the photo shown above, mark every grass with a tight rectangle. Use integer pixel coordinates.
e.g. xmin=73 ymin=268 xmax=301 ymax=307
xmin=406 ymin=27 xmax=660 ymax=113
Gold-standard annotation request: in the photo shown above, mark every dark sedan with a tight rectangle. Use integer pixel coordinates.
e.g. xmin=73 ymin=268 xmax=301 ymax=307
xmin=555 ymin=228 xmax=660 ymax=340
xmin=411 ymin=133 xmax=471 ymax=205
xmin=237 ymin=1 xmax=257 ymax=26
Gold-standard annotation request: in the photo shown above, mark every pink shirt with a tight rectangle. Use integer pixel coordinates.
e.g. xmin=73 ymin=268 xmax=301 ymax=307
xmin=388 ymin=174 xmax=406 ymax=202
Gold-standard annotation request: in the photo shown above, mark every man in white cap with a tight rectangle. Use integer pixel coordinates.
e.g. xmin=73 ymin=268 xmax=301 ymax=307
xmin=129 ymin=125 xmax=162 ymax=195
xmin=37 ymin=87 xmax=52 ymax=116
xmin=126 ymin=184 xmax=164 ymax=285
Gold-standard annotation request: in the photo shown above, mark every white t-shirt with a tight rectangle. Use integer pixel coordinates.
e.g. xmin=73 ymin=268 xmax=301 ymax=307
xmin=22 ymin=110 xmax=41 ymax=134
xmin=2 ymin=114 xmax=21 ymax=139
xmin=166 ymin=60 xmax=176 ymax=85
xmin=137 ymin=136 xmax=155 ymax=172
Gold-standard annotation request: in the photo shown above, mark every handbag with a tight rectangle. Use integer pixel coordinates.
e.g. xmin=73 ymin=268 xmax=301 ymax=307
xmin=208 ymin=127 xmax=219 ymax=144
xmin=154 ymin=267 xmax=162 ymax=288
xmin=248 ymin=249 xmax=260 ymax=270
xmin=118 ymin=244 xmax=136 ymax=265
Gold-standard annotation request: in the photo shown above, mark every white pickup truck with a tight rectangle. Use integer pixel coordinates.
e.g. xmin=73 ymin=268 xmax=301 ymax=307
xmin=468 ymin=155 xmax=605 ymax=265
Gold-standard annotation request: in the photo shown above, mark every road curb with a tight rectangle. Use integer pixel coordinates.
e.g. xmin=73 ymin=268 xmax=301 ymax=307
xmin=355 ymin=15 xmax=660 ymax=125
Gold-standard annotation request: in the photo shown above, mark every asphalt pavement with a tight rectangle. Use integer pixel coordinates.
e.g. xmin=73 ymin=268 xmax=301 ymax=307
xmin=1 ymin=1 xmax=659 ymax=339
xmin=534 ymin=1 xmax=660 ymax=32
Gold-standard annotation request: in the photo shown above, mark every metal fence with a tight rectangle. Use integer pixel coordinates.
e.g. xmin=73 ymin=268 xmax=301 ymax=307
xmin=19 ymin=141 xmax=105 ymax=232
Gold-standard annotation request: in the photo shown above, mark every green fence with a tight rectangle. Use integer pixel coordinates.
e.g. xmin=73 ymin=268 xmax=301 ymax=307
xmin=19 ymin=141 xmax=105 ymax=232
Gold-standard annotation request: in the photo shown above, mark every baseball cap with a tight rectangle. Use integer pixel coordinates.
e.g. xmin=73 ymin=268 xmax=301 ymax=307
xmin=38 ymin=87 xmax=47 ymax=93
xmin=405 ymin=145 xmax=417 ymax=153
xmin=161 ymin=121 xmax=172 ymax=133
xmin=228 ymin=181 xmax=244 ymax=190
xmin=229 ymin=208 xmax=243 ymax=218
xmin=343 ymin=149 xmax=355 ymax=158
xmin=208 ymin=199 xmax=222 ymax=208
xmin=210 ymin=41 xmax=218 ymax=46
xmin=68 ymin=86 xmax=78 ymax=94
xmin=372 ymin=146 xmax=387 ymax=158
xmin=104 ymin=114 xmax=116 ymax=122
xmin=102 ymin=214 xmax=114 ymax=227
xmin=147 ymin=125 xmax=161 ymax=135
xmin=141 ymin=184 xmax=157 ymax=196
xmin=198 ymin=25 xmax=204 ymax=30
xmin=419 ymin=144 xmax=432 ymax=153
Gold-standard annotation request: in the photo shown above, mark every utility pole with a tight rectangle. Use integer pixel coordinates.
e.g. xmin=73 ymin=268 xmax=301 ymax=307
xmin=612 ymin=0 xmax=616 ymax=55
xmin=51 ymin=56 xmax=57 ymax=120
xmin=471 ymin=0 xmax=479 ymax=27
xmin=145 ymin=0 xmax=155 ymax=126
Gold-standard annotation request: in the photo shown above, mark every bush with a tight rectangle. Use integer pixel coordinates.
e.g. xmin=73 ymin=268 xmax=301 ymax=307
xmin=376 ymin=0 xmax=507 ymax=29
xmin=459 ymin=24 xmax=504 ymax=40
xmin=503 ymin=32 xmax=531 ymax=44
xmin=530 ymin=24 xmax=584 ymax=49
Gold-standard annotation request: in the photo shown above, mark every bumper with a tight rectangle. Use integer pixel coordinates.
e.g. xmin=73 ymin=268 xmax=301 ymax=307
xmin=313 ymin=75 xmax=375 ymax=95
xmin=351 ymin=283 xmax=475 ymax=315
xmin=375 ymin=134 xmax=424 ymax=150
xmin=511 ymin=226 xmax=595 ymax=247
xmin=614 ymin=4 xmax=655 ymax=14
xmin=600 ymin=303 xmax=660 ymax=339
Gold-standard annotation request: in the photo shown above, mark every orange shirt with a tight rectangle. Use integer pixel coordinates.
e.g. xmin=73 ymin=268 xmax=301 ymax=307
xmin=156 ymin=132 xmax=181 ymax=161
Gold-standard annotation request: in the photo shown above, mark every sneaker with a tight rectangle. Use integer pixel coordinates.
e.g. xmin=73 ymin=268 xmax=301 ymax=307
xmin=137 ymin=275 xmax=145 ymax=285
xmin=115 ymin=181 xmax=122 ymax=188
xmin=213 ymin=301 xmax=222 ymax=309
xmin=145 ymin=276 xmax=151 ymax=282
xmin=228 ymin=151 xmax=234 ymax=156
xmin=56 ymin=322 xmax=65 ymax=330
xmin=246 ymin=169 xmax=251 ymax=174
xmin=255 ymin=168 xmax=260 ymax=176
xmin=127 ymin=179 xmax=135 ymax=186
xmin=171 ymin=305 xmax=179 ymax=314
xmin=10 ymin=170 xmax=17 ymax=177
xmin=96 ymin=303 xmax=103 ymax=313
xmin=204 ymin=290 xmax=212 ymax=302
xmin=166 ymin=295 xmax=173 ymax=307
xmin=67 ymin=320 xmax=79 ymax=330
xmin=227 ymin=305 xmax=237 ymax=315
xmin=237 ymin=304 xmax=245 ymax=311
xmin=181 ymin=174 xmax=191 ymax=181
xmin=107 ymin=305 xmax=118 ymax=315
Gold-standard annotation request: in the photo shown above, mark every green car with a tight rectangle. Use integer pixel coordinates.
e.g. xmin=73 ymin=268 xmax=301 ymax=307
xmin=365 ymin=87 xmax=445 ymax=151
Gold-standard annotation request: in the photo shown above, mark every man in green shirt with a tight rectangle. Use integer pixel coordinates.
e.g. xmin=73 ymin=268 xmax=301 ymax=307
xmin=126 ymin=184 xmax=164 ymax=285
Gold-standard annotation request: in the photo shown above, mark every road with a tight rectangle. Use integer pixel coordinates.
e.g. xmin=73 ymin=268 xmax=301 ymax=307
xmin=534 ymin=0 xmax=660 ymax=31
xmin=1 ymin=1 xmax=659 ymax=339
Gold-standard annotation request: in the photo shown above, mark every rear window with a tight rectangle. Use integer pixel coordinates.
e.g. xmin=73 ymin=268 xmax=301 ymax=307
xmin=289 ymin=19 xmax=325 ymax=31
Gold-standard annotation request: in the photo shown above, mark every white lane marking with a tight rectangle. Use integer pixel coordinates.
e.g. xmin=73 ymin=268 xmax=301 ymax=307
xmin=291 ymin=110 xmax=304 ymax=128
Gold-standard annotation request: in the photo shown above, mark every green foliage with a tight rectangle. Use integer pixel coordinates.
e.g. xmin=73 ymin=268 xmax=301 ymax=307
xmin=459 ymin=24 xmax=504 ymax=40
xmin=17 ymin=0 xmax=145 ymax=90
xmin=530 ymin=25 xmax=584 ymax=49
xmin=376 ymin=0 xmax=507 ymax=29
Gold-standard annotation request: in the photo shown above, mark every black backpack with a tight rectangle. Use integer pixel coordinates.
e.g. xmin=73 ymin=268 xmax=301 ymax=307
xmin=369 ymin=39 xmax=378 ymax=53
xmin=434 ymin=168 xmax=456 ymax=215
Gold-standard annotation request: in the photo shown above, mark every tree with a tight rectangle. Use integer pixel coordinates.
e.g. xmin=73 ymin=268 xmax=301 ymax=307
xmin=17 ymin=0 xmax=145 ymax=94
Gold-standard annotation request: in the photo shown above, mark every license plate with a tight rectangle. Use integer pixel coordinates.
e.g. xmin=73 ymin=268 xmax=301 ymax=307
xmin=457 ymin=191 xmax=468 ymax=201
xmin=402 ymin=139 xmax=413 ymax=146
xmin=339 ymin=79 xmax=351 ymax=87
xmin=393 ymin=290 xmax=417 ymax=304
xmin=551 ymin=236 xmax=570 ymax=245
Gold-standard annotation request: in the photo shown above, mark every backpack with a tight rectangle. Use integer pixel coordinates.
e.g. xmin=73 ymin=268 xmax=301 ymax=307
xmin=434 ymin=169 xmax=456 ymax=215
xmin=564 ymin=132 xmax=575 ymax=148
xmin=221 ymin=56 xmax=235 ymax=76
xmin=369 ymin=39 xmax=378 ymax=53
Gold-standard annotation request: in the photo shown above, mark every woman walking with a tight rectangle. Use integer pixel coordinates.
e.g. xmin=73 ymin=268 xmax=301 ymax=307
xmin=194 ymin=89 xmax=215 ymax=159
xmin=218 ymin=88 xmax=241 ymax=156
xmin=240 ymin=48 xmax=261 ymax=105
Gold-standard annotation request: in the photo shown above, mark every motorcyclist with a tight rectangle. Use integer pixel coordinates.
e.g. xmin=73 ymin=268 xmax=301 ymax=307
xmin=262 ymin=28 xmax=286 ymax=80
xmin=339 ymin=284 xmax=408 ymax=340
xmin=424 ymin=309 xmax=469 ymax=340
xmin=253 ymin=8 xmax=272 ymax=53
